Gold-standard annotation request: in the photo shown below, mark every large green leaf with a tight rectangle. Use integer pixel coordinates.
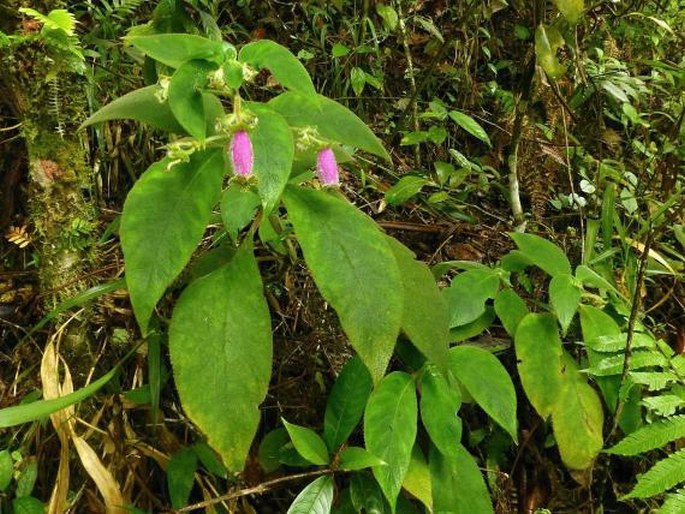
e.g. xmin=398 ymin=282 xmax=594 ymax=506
xmin=168 ymin=60 xmax=214 ymax=140
xmin=553 ymin=0 xmax=584 ymax=24
xmin=80 ymin=85 xmax=184 ymax=132
xmin=420 ymin=365 xmax=462 ymax=457
xmin=125 ymin=34 xmax=225 ymax=68
xmin=448 ymin=111 xmax=491 ymax=146
xmin=364 ymin=372 xmax=417 ymax=513
xmin=339 ymin=447 xmax=386 ymax=471
xmin=534 ymin=24 xmax=567 ymax=79
xmin=579 ymin=305 xmax=641 ymax=434
xmin=449 ymin=346 xmax=517 ymax=442
xmin=549 ymin=273 xmax=582 ymax=335
xmin=323 ymin=356 xmax=373 ymax=452
xmin=494 ymin=288 xmax=528 ymax=337
xmin=239 ymin=40 xmax=316 ymax=95
xmin=443 ymin=268 xmax=500 ymax=328
xmin=429 ymin=444 xmax=494 ymax=514
xmin=283 ymin=186 xmax=403 ymax=383
xmin=220 ymin=183 xmax=261 ymax=240
xmin=287 ymin=476 xmax=334 ymax=514
xmin=283 ymin=420 xmax=330 ymax=466
xmin=121 ymin=150 xmax=225 ymax=332
xmin=387 ymin=238 xmax=450 ymax=370
xmin=402 ymin=445 xmax=432 ymax=512
xmin=514 ymin=313 xmax=564 ymax=418
xmin=269 ymin=92 xmax=390 ymax=162
xmin=247 ymin=102 xmax=295 ymax=213
xmin=510 ymin=233 xmax=571 ymax=277
xmin=168 ymin=243 xmax=272 ymax=471
xmin=551 ymin=352 xmax=604 ymax=470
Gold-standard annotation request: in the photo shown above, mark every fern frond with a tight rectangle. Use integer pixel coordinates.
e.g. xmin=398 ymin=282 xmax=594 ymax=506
xmin=659 ymin=488 xmax=685 ymax=514
xmin=587 ymin=350 xmax=669 ymax=377
xmin=623 ymin=448 xmax=685 ymax=499
xmin=607 ymin=415 xmax=685 ymax=456
xmin=111 ymin=0 xmax=148 ymax=20
xmin=630 ymin=371 xmax=679 ymax=392
xmin=642 ymin=396 xmax=685 ymax=417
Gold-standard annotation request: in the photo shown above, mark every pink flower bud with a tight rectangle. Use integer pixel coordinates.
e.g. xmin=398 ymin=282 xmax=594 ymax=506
xmin=316 ymin=147 xmax=339 ymax=186
xmin=230 ymin=130 xmax=254 ymax=177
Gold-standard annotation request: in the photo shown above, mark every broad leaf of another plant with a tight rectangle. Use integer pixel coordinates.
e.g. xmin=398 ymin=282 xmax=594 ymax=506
xmin=246 ymin=102 xmax=294 ymax=213
xmin=387 ymin=238 xmax=450 ymax=370
xmin=323 ymin=356 xmax=373 ymax=452
xmin=429 ymin=444 xmax=494 ymax=514
xmin=552 ymin=352 xmax=604 ymax=470
xmin=510 ymin=233 xmax=571 ymax=277
xmin=420 ymin=364 xmax=462 ymax=457
xmin=514 ymin=313 xmax=564 ymax=418
xmin=339 ymin=447 xmax=386 ymax=471
xmin=168 ymin=243 xmax=272 ymax=471
xmin=443 ymin=268 xmax=500 ymax=328
xmin=240 ymin=40 xmax=316 ymax=95
xmin=220 ymin=183 xmax=261 ymax=240
xmin=494 ymin=288 xmax=528 ymax=337
xmin=534 ymin=24 xmax=567 ymax=79
xmin=449 ymin=346 xmax=518 ymax=442
xmin=283 ymin=420 xmax=330 ymax=466
xmin=364 ymin=372 xmax=417 ymax=512
xmin=168 ymin=60 xmax=214 ymax=140
xmin=283 ymin=187 xmax=403 ymax=383
xmin=549 ymin=273 xmax=582 ymax=335
xmin=448 ymin=110 xmax=491 ymax=146
xmin=287 ymin=476 xmax=334 ymax=514
xmin=121 ymin=150 xmax=225 ymax=332
xmin=125 ymin=34 xmax=225 ymax=68
xmin=269 ymin=93 xmax=390 ymax=161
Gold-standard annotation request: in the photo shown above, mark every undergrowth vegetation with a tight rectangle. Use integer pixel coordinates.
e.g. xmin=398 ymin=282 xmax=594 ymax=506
xmin=0 ymin=0 xmax=683 ymax=513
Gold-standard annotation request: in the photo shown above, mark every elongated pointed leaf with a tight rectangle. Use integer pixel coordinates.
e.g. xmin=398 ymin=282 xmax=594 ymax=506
xmin=168 ymin=60 xmax=214 ymax=140
xmin=283 ymin=420 xmax=330 ymax=466
xmin=167 ymin=448 xmax=197 ymax=509
xmin=549 ymin=273 xmax=582 ymax=335
xmin=444 ymin=268 xmax=500 ymax=328
xmin=125 ymin=34 xmax=225 ymax=68
xmin=552 ymin=352 xmax=603 ymax=470
xmin=169 ymin=243 xmax=272 ymax=471
xmin=339 ymin=447 xmax=386 ymax=471
xmin=240 ymin=40 xmax=316 ymax=95
xmin=122 ymin=150 xmax=225 ymax=332
xmin=449 ymin=346 xmax=518 ymax=442
xmin=269 ymin=93 xmax=390 ymax=161
xmin=514 ymin=313 xmax=564 ymax=418
xmin=420 ymin=365 xmax=462 ymax=457
xmin=387 ymin=238 xmax=449 ymax=370
xmin=323 ymin=356 xmax=373 ymax=452
xmin=494 ymin=288 xmax=528 ymax=337
xmin=247 ymin=103 xmax=294 ymax=213
xmin=510 ymin=233 xmax=571 ymax=277
xmin=402 ymin=445 xmax=432 ymax=511
xmin=364 ymin=372 xmax=417 ymax=512
xmin=283 ymin=187 xmax=403 ymax=382
xmin=80 ymin=85 xmax=184 ymax=132
xmin=287 ymin=476 xmax=334 ymax=514
xmin=220 ymin=183 xmax=261 ymax=240
xmin=429 ymin=444 xmax=493 ymax=514
xmin=553 ymin=0 xmax=584 ymax=24
xmin=448 ymin=111 xmax=491 ymax=146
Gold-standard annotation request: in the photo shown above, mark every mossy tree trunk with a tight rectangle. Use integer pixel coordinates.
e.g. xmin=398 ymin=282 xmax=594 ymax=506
xmin=1 ymin=1 xmax=98 ymax=362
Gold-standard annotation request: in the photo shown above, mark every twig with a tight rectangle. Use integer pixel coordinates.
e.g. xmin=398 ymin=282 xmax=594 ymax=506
xmin=176 ymin=469 xmax=332 ymax=513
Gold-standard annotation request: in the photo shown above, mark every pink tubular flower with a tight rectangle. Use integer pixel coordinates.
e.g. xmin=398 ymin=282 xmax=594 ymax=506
xmin=230 ymin=130 xmax=254 ymax=177
xmin=316 ymin=147 xmax=339 ymax=186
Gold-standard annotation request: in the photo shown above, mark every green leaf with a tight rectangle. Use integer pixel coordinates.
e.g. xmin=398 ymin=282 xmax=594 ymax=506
xmin=19 ymin=8 xmax=74 ymax=35
xmin=240 ymin=40 xmax=316 ymax=95
xmin=125 ymin=34 xmax=225 ymax=68
xmin=283 ymin=187 xmax=403 ymax=383
xmin=385 ymin=176 xmax=430 ymax=206
xmin=12 ymin=497 xmax=44 ymax=514
xmin=420 ymin=365 xmax=462 ymax=457
xmin=0 ymin=450 xmax=13 ymax=492
xmin=351 ymin=67 xmax=366 ymax=96
xmin=168 ymin=243 xmax=272 ymax=471
xmin=364 ymin=372 xmax=418 ymax=512
xmin=269 ymin=92 xmax=390 ymax=162
xmin=376 ymin=4 xmax=399 ymax=30
xmin=192 ymin=442 xmax=227 ymax=479
xmin=494 ymin=288 xmax=528 ymax=337
xmin=80 ymin=85 xmax=184 ymax=132
xmin=660 ymin=488 xmax=685 ymax=514
xmin=449 ymin=308 xmax=497 ymax=343
xmin=444 ymin=268 xmax=500 ymax=328
xmin=607 ymin=415 xmax=685 ymax=456
xmin=449 ymin=346 xmax=518 ymax=442
xmin=551 ymin=352 xmax=604 ymax=470
xmin=448 ymin=111 xmax=491 ymax=146
xmin=331 ymin=43 xmax=350 ymax=58
xmin=167 ymin=448 xmax=197 ymax=509
xmin=259 ymin=428 xmax=290 ymax=473
xmin=323 ymin=356 xmax=373 ymax=452
xmin=586 ymin=351 xmax=668 ymax=377
xmin=168 ymin=60 xmax=214 ymax=140
xmin=575 ymin=265 xmax=619 ymax=294
xmin=350 ymin=473 xmax=390 ymax=513
xmin=534 ymin=24 xmax=567 ymax=78
xmin=283 ymin=420 xmax=330 ymax=466
xmin=220 ymin=183 xmax=261 ymax=240
xmin=549 ymin=274 xmax=582 ymax=334
xmin=339 ymin=447 xmax=386 ymax=471
xmin=585 ymin=332 xmax=657 ymax=353
xmin=247 ymin=102 xmax=295 ymax=213
xmin=623 ymin=449 xmax=685 ymax=499
xmin=514 ymin=313 xmax=564 ymax=418
xmin=430 ymin=444 xmax=494 ymax=514
xmin=553 ymin=0 xmax=584 ymax=24
xmin=510 ymin=233 xmax=571 ymax=277
xmin=402 ymin=445 xmax=432 ymax=511
xmin=121 ymin=150 xmax=225 ymax=332
xmin=287 ymin=476 xmax=334 ymax=514
xmin=15 ymin=458 xmax=37 ymax=497
xmin=387 ymin=238 xmax=450 ymax=370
